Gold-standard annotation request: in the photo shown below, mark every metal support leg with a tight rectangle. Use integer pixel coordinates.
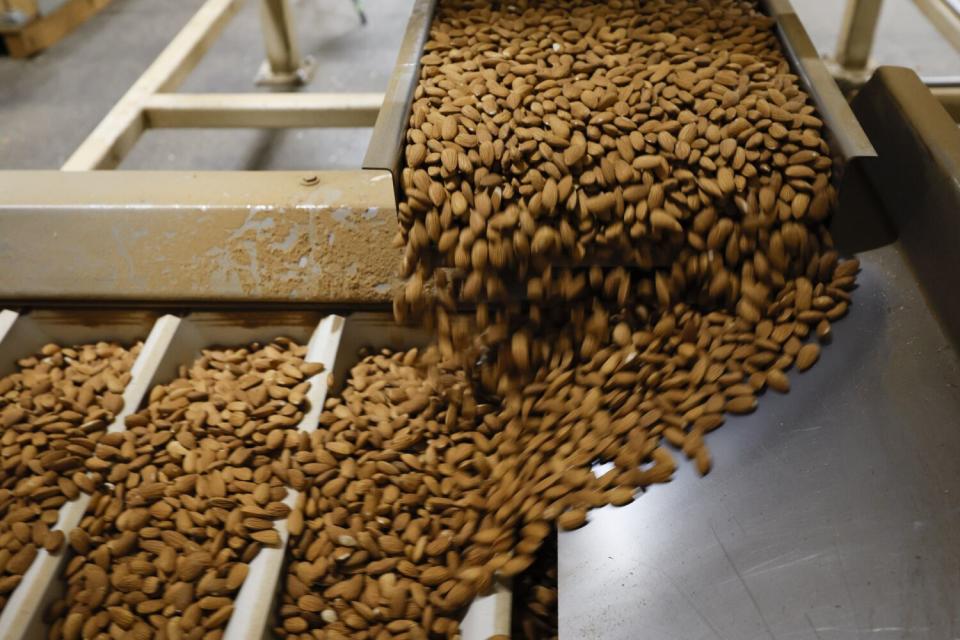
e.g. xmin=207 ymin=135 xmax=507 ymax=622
xmin=255 ymin=0 xmax=315 ymax=86
xmin=829 ymin=0 xmax=884 ymax=90
xmin=62 ymin=0 xmax=244 ymax=170
xmin=912 ymin=0 xmax=960 ymax=53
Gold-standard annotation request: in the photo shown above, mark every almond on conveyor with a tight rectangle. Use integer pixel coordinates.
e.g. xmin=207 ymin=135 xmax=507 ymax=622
xmin=796 ymin=343 xmax=821 ymax=372
xmin=45 ymin=338 xmax=315 ymax=635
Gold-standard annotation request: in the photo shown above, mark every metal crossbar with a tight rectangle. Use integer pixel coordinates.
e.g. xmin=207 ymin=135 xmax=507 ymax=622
xmin=62 ymin=0 xmax=382 ymax=170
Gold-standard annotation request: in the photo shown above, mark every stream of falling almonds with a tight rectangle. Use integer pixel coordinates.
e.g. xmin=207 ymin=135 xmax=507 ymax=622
xmin=4 ymin=1 xmax=857 ymax=639
xmin=277 ymin=0 xmax=857 ymax=638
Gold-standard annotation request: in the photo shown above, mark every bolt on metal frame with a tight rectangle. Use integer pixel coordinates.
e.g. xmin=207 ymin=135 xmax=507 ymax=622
xmin=63 ymin=0 xmax=382 ymax=171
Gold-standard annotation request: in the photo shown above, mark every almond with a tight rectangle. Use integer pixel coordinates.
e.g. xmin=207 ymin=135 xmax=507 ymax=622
xmin=796 ymin=343 xmax=821 ymax=372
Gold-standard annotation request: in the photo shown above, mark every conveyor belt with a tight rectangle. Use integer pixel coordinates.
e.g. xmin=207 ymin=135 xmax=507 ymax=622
xmin=362 ymin=0 xmax=877 ymax=196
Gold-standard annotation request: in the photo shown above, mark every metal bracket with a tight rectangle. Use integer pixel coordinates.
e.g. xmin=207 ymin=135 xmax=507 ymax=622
xmin=255 ymin=54 xmax=316 ymax=87
xmin=254 ymin=0 xmax=315 ymax=87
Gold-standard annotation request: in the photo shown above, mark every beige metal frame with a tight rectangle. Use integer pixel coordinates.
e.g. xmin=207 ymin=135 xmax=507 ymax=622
xmin=63 ymin=0 xmax=381 ymax=170
xmin=0 ymin=0 xmax=395 ymax=305
xmin=0 ymin=170 xmax=401 ymax=304
xmin=830 ymin=0 xmax=960 ymax=97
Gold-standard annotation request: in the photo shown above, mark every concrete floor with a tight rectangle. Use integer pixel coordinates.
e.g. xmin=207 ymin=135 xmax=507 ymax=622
xmin=0 ymin=0 xmax=957 ymax=170
xmin=0 ymin=0 xmax=415 ymax=169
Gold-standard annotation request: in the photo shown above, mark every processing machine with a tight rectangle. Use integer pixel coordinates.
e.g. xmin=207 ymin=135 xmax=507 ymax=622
xmin=0 ymin=0 xmax=959 ymax=637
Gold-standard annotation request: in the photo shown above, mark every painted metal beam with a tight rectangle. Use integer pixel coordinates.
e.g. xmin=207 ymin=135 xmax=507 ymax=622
xmin=143 ymin=92 xmax=383 ymax=128
xmin=0 ymin=170 xmax=400 ymax=305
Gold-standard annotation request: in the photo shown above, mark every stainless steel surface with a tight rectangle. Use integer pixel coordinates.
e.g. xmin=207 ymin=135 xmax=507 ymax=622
xmin=361 ymin=0 xmax=435 ymax=187
xmin=0 ymin=170 xmax=401 ymax=304
xmin=560 ymin=245 xmax=960 ymax=639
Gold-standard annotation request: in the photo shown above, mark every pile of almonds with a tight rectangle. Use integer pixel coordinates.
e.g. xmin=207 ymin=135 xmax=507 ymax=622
xmin=389 ymin=0 xmax=860 ymax=513
xmin=276 ymin=279 xmax=863 ymax=638
xmin=45 ymin=339 xmax=322 ymax=640
xmin=276 ymin=348 xmax=517 ymax=639
xmin=394 ymin=0 xmax=848 ymax=383
xmin=0 ymin=340 xmax=140 ymax=612
xmin=378 ymin=0 xmax=859 ymax=637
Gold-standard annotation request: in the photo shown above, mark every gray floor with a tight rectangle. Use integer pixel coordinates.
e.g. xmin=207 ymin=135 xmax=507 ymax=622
xmin=0 ymin=0 xmax=957 ymax=170
xmin=0 ymin=0 xmax=415 ymax=169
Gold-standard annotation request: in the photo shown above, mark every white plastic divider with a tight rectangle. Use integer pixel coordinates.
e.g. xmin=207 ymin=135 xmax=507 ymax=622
xmin=109 ymin=315 xmax=182 ymax=433
xmin=226 ymin=314 xmax=346 ymax=640
xmin=460 ymin=578 xmax=512 ymax=640
xmin=0 ymin=312 xmax=181 ymax=640
xmin=0 ymin=310 xmax=17 ymax=345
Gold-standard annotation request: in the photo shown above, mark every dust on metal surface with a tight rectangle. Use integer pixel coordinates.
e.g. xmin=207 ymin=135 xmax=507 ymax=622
xmin=0 ymin=170 xmax=401 ymax=304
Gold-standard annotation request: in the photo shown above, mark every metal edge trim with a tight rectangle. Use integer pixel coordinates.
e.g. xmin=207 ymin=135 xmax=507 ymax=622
xmin=850 ymin=65 xmax=960 ymax=345
xmin=362 ymin=0 xmax=437 ymax=188
xmin=760 ymin=0 xmax=877 ymax=161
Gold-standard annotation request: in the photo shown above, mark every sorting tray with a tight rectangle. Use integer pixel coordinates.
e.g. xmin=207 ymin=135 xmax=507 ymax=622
xmin=0 ymin=309 xmax=178 ymax=640
xmin=363 ymin=0 xmax=875 ymax=197
xmin=331 ymin=312 xmax=513 ymax=640
xmin=0 ymin=310 xmax=510 ymax=640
